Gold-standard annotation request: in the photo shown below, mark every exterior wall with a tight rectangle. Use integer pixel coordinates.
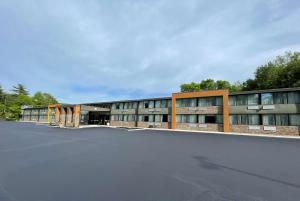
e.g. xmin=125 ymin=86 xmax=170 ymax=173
xmin=111 ymin=120 xmax=136 ymax=128
xmin=230 ymin=125 xmax=300 ymax=136
xmin=137 ymin=122 xmax=169 ymax=129
xmin=229 ymin=104 xmax=300 ymax=114
xmin=172 ymin=90 xmax=229 ymax=132
xmin=177 ymin=123 xmax=223 ymax=132
xmin=176 ymin=106 xmax=222 ymax=114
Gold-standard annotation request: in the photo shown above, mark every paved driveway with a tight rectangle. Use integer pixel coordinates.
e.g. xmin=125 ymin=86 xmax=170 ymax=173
xmin=0 ymin=121 xmax=299 ymax=201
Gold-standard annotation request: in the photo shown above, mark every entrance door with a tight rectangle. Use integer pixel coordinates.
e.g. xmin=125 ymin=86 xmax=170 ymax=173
xmin=88 ymin=112 xmax=110 ymax=125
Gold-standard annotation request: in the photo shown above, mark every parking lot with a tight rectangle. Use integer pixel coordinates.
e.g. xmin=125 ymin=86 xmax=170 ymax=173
xmin=0 ymin=121 xmax=300 ymax=201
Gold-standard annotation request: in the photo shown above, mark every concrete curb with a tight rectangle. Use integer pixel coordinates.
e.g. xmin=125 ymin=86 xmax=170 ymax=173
xmin=96 ymin=125 xmax=300 ymax=140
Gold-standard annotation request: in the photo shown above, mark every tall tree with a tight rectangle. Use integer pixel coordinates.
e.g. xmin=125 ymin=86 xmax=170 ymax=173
xmin=0 ymin=85 xmax=4 ymax=103
xmin=12 ymin=84 xmax=29 ymax=96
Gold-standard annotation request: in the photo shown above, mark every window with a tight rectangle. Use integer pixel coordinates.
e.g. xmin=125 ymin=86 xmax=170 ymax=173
xmin=262 ymin=93 xmax=273 ymax=105
xmin=144 ymin=102 xmax=149 ymax=108
xmin=143 ymin=115 xmax=149 ymax=122
xmin=119 ymin=103 xmax=124 ymax=109
xmin=115 ymin=103 xmax=120 ymax=109
xmin=230 ymin=115 xmax=248 ymax=125
xmin=161 ymin=100 xmax=167 ymax=108
xmin=236 ymin=95 xmax=248 ymax=106
xmin=198 ymin=97 xmax=223 ymax=107
xmin=128 ymin=115 xmax=135 ymax=121
xmin=149 ymin=115 xmax=154 ymax=122
xmin=133 ymin=102 xmax=138 ymax=109
xmin=176 ymin=115 xmax=181 ymax=123
xmin=248 ymin=94 xmax=259 ymax=105
xmin=176 ymin=98 xmax=196 ymax=107
xmin=176 ymin=115 xmax=196 ymax=123
xmin=288 ymin=92 xmax=300 ymax=104
xmin=274 ymin=92 xmax=288 ymax=104
xmin=123 ymin=115 xmax=128 ymax=121
xmin=155 ymin=100 xmax=161 ymax=108
xmin=188 ymin=115 xmax=197 ymax=123
xmin=248 ymin=115 xmax=260 ymax=125
xmin=289 ymin=114 xmax=300 ymax=126
xmin=123 ymin=103 xmax=128 ymax=109
xmin=167 ymin=100 xmax=172 ymax=108
xmin=138 ymin=115 xmax=143 ymax=121
xmin=229 ymin=96 xmax=236 ymax=106
xmin=275 ymin=115 xmax=289 ymax=126
xmin=216 ymin=115 xmax=223 ymax=124
xmin=197 ymin=115 xmax=204 ymax=124
xmin=149 ymin=101 xmax=155 ymax=108
xmin=162 ymin=114 xmax=168 ymax=122
xmin=263 ymin=115 xmax=275 ymax=125
xmin=155 ymin=115 xmax=162 ymax=122
xmin=205 ymin=115 xmax=216 ymax=123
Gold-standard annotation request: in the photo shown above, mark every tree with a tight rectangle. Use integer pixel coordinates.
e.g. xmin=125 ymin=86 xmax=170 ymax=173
xmin=32 ymin=92 xmax=46 ymax=106
xmin=180 ymin=82 xmax=200 ymax=92
xmin=12 ymin=84 xmax=29 ymax=96
xmin=0 ymin=85 xmax=5 ymax=103
xmin=242 ymin=51 xmax=300 ymax=90
xmin=43 ymin=93 xmax=58 ymax=105
xmin=32 ymin=92 xmax=58 ymax=106
xmin=199 ymin=79 xmax=217 ymax=90
xmin=216 ymin=80 xmax=231 ymax=90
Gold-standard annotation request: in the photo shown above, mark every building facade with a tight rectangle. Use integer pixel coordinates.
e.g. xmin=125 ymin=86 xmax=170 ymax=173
xmin=21 ymin=87 xmax=300 ymax=136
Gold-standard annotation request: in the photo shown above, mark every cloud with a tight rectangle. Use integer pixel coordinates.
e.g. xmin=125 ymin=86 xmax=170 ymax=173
xmin=0 ymin=0 xmax=300 ymax=103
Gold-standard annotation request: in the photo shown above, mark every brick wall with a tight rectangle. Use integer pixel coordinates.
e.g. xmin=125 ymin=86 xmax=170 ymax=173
xmin=176 ymin=123 xmax=223 ymax=132
xmin=230 ymin=125 xmax=300 ymax=136
xmin=110 ymin=121 xmax=136 ymax=128
xmin=137 ymin=122 xmax=169 ymax=129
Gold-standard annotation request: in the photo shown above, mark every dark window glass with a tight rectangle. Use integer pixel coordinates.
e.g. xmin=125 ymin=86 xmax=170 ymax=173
xmin=144 ymin=115 xmax=149 ymax=122
xmin=274 ymin=93 xmax=288 ymax=104
xmin=144 ymin=102 xmax=149 ymax=108
xmin=263 ymin=115 xmax=275 ymax=125
xmin=205 ymin=115 xmax=216 ymax=123
xmin=162 ymin=114 xmax=168 ymax=122
xmin=288 ymin=92 xmax=300 ymax=104
xmin=289 ymin=114 xmax=300 ymax=126
xmin=275 ymin=115 xmax=289 ymax=126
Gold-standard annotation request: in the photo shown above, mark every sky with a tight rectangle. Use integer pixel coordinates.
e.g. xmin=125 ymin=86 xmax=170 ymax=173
xmin=0 ymin=0 xmax=300 ymax=103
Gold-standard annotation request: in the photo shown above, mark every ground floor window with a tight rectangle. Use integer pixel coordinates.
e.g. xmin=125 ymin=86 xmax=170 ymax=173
xmin=289 ymin=114 xmax=300 ymax=126
xmin=230 ymin=114 xmax=299 ymax=126
xmin=177 ymin=114 xmax=223 ymax=124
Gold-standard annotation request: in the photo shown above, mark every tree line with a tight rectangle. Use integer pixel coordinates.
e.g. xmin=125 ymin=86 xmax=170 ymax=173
xmin=180 ymin=51 xmax=300 ymax=92
xmin=0 ymin=84 xmax=58 ymax=120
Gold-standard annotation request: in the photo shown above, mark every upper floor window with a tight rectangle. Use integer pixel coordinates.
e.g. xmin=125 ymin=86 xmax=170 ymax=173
xmin=144 ymin=101 xmax=149 ymax=108
xmin=289 ymin=114 xmax=300 ymax=126
xmin=155 ymin=100 xmax=161 ymax=108
xmin=247 ymin=94 xmax=259 ymax=105
xmin=262 ymin=114 xmax=276 ymax=125
xmin=261 ymin=93 xmax=273 ymax=105
xmin=149 ymin=101 xmax=154 ymax=108
xmin=288 ymin=92 xmax=300 ymax=104
xmin=198 ymin=97 xmax=223 ymax=107
xmin=176 ymin=98 xmax=196 ymax=107
xmin=273 ymin=92 xmax=288 ymax=104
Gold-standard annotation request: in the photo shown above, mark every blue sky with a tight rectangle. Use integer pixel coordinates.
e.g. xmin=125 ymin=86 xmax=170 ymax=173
xmin=0 ymin=0 xmax=300 ymax=103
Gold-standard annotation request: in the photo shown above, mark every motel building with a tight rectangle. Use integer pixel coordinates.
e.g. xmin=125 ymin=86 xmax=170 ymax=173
xmin=21 ymin=87 xmax=300 ymax=136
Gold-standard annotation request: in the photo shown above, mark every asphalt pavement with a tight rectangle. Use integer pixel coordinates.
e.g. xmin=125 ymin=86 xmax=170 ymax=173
xmin=0 ymin=121 xmax=299 ymax=201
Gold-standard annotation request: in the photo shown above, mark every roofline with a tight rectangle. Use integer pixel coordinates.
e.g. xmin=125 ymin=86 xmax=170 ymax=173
xmin=229 ymin=87 xmax=300 ymax=95
xmin=80 ymin=96 xmax=172 ymax=105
